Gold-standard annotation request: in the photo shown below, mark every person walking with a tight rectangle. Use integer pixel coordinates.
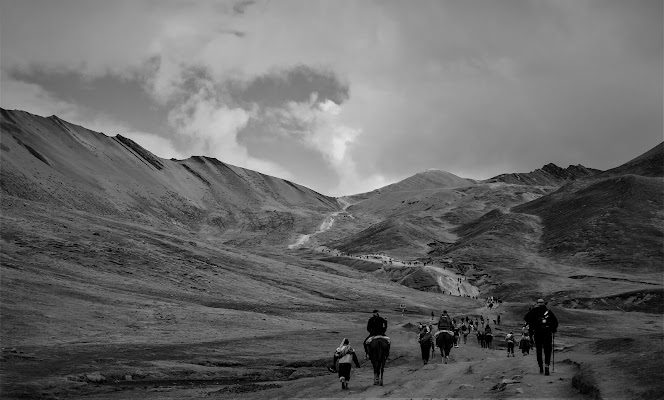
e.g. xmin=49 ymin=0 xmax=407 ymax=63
xmin=519 ymin=332 xmax=531 ymax=356
xmin=333 ymin=338 xmax=361 ymax=390
xmin=524 ymin=298 xmax=559 ymax=375
xmin=418 ymin=326 xmax=433 ymax=365
xmin=484 ymin=323 xmax=493 ymax=349
xmin=505 ymin=331 xmax=516 ymax=357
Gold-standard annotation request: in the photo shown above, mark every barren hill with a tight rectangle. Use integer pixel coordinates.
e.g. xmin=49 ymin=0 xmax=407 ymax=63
xmin=600 ymin=141 xmax=664 ymax=178
xmin=485 ymin=163 xmax=600 ymax=186
xmin=0 ymin=108 xmax=338 ymax=246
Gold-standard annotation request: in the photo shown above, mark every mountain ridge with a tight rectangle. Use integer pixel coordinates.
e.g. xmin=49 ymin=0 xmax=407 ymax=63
xmin=1 ymin=108 xmax=339 ymax=246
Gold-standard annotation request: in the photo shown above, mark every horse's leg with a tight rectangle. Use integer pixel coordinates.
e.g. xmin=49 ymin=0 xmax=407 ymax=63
xmin=379 ymin=361 xmax=384 ymax=386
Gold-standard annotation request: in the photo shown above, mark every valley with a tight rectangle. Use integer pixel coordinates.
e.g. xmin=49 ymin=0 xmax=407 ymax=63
xmin=1 ymin=109 xmax=663 ymax=399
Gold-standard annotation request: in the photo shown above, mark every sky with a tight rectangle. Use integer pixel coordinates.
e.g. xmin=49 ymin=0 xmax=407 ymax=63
xmin=1 ymin=0 xmax=662 ymax=197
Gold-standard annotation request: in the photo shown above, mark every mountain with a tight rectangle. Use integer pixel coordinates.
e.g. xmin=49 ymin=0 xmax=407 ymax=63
xmin=0 ymin=108 xmax=339 ymax=246
xmin=599 ymin=141 xmax=664 ymax=178
xmin=484 ymin=163 xmax=600 ymax=186
xmin=344 ymin=169 xmax=475 ymax=204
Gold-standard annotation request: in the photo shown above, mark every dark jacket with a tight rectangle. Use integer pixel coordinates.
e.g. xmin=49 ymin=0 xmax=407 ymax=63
xmin=524 ymin=305 xmax=558 ymax=336
xmin=437 ymin=315 xmax=453 ymax=331
xmin=367 ymin=315 xmax=387 ymax=336
xmin=418 ymin=330 xmax=432 ymax=345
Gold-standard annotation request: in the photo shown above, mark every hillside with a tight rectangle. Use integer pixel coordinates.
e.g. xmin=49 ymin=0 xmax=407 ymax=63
xmin=344 ymin=169 xmax=475 ymax=205
xmin=0 ymin=108 xmax=339 ymax=246
xmin=600 ymin=141 xmax=664 ymax=178
xmin=484 ymin=163 xmax=600 ymax=186
xmin=513 ymin=174 xmax=664 ymax=272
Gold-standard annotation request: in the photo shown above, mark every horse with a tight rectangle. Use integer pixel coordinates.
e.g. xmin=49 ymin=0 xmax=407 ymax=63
xmin=435 ymin=330 xmax=454 ymax=364
xmin=477 ymin=331 xmax=485 ymax=348
xmin=485 ymin=332 xmax=493 ymax=349
xmin=368 ymin=337 xmax=390 ymax=386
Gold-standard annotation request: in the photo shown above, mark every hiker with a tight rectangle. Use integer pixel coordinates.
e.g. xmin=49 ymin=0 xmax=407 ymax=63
xmin=461 ymin=322 xmax=469 ymax=344
xmin=431 ymin=311 xmax=434 ymax=320
xmin=524 ymin=298 xmax=559 ymax=375
xmin=331 ymin=338 xmax=360 ymax=390
xmin=505 ymin=331 xmax=516 ymax=357
xmin=364 ymin=309 xmax=387 ymax=358
xmin=452 ymin=321 xmax=460 ymax=348
xmin=519 ymin=332 xmax=531 ymax=355
xmin=497 ymin=315 xmax=501 ymax=325
xmin=418 ymin=325 xmax=433 ymax=364
xmin=484 ymin=323 xmax=493 ymax=349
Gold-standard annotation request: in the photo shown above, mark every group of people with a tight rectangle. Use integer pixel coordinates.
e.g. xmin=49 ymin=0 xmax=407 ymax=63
xmin=421 ymin=300 xmax=558 ymax=374
xmin=327 ymin=309 xmax=389 ymax=389
xmin=327 ymin=298 xmax=559 ymax=390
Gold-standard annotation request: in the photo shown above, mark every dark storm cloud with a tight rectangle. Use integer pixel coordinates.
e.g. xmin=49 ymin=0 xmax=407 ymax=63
xmin=229 ymin=65 xmax=350 ymax=108
xmin=6 ymin=67 xmax=171 ymax=136
xmin=232 ymin=0 xmax=256 ymax=15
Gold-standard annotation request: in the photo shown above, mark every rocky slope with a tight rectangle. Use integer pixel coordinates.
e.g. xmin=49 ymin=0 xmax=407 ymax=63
xmin=0 ymin=108 xmax=339 ymax=246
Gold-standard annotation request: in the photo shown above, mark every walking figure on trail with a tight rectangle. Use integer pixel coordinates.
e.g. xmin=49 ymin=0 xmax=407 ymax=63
xmin=330 ymin=338 xmax=360 ymax=390
xmin=461 ymin=323 xmax=469 ymax=344
xmin=524 ymin=298 xmax=558 ymax=375
xmin=418 ymin=325 xmax=433 ymax=365
xmin=505 ymin=331 xmax=516 ymax=357
xmin=519 ymin=331 xmax=531 ymax=355
xmin=484 ymin=323 xmax=493 ymax=349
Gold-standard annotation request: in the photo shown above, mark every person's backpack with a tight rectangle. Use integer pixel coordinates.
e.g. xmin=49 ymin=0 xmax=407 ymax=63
xmin=538 ymin=310 xmax=552 ymax=331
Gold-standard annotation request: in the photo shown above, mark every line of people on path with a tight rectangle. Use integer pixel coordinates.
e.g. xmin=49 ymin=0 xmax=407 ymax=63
xmin=327 ymin=297 xmax=558 ymax=390
xmin=328 ymin=309 xmax=390 ymax=390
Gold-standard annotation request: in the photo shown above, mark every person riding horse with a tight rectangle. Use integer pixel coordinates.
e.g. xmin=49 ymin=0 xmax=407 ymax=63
xmin=364 ymin=309 xmax=388 ymax=358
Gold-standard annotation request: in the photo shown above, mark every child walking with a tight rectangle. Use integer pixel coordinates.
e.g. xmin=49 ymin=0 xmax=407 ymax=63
xmin=505 ymin=331 xmax=516 ymax=357
xmin=333 ymin=338 xmax=361 ymax=390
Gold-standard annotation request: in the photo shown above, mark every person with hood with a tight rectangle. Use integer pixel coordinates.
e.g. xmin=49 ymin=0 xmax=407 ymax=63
xmin=331 ymin=338 xmax=361 ymax=390
xmin=418 ymin=325 xmax=433 ymax=365
xmin=524 ymin=298 xmax=559 ymax=375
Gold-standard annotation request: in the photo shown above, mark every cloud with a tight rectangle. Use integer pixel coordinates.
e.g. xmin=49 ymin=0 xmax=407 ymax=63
xmin=261 ymin=92 xmax=388 ymax=196
xmin=2 ymin=0 xmax=661 ymax=196
xmin=0 ymin=72 xmax=79 ymax=120
xmin=166 ymin=77 xmax=293 ymax=179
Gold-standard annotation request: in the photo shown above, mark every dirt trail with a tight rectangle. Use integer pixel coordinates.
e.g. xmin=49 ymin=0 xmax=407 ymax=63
xmin=288 ymin=198 xmax=352 ymax=249
xmin=277 ymin=324 xmax=581 ymax=400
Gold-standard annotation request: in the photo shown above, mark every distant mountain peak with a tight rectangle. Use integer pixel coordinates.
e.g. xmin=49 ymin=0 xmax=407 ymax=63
xmin=485 ymin=163 xmax=600 ymax=186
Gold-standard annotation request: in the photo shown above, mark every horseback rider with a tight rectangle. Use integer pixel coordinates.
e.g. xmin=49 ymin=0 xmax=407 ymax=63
xmin=524 ymin=298 xmax=558 ymax=375
xmin=364 ymin=309 xmax=387 ymax=358
xmin=437 ymin=310 xmax=453 ymax=332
